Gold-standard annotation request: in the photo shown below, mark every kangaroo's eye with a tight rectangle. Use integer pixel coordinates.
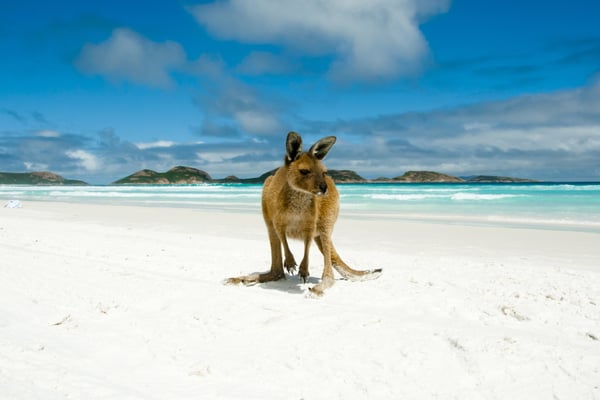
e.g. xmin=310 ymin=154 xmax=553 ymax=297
xmin=299 ymin=169 xmax=310 ymax=176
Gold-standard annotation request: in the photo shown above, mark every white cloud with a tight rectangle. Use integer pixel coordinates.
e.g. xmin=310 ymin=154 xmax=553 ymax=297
xmin=185 ymin=54 xmax=226 ymax=77
xmin=463 ymin=122 xmax=493 ymax=132
xmin=305 ymin=79 xmax=600 ymax=180
xmin=66 ymin=150 xmax=101 ymax=171
xmin=76 ymin=28 xmax=186 ymax=88
xmin=198 ymin=76 xmax=286 ymax=136
xmin=24 ymin=161 xmax=49 ymax=171
xmin=236 ymin=51 xmax=297 ymax=75
xmin=421 ymin=125 xmax=600 ymax=154
xmin=135 ymin=140 xmax=176 ymax=150
xmin=234 ymin=109 xmax=281 ymax=134
xmin=36 ymin=130 xmax=61 ymax=137
xmin=189 ymin=0 xmax=449 ymax=82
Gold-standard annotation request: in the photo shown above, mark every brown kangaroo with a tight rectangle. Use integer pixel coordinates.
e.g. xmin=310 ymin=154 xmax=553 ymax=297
xmin=226 ymin=132 xmax=382 ymax=296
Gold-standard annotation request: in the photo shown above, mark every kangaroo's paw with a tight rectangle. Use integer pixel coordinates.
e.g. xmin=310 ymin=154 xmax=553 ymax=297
xmin=284 ymin=259 xmax=297 ymax=275
xmin=299 ymin=271 xmax=310 ymax=284
xmin=299 ymin=262 xmax=309 ymax=283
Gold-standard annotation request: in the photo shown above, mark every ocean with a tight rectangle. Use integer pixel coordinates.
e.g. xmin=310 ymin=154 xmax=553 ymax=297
xmin=2 ymin=182 xmax=600 ymax=233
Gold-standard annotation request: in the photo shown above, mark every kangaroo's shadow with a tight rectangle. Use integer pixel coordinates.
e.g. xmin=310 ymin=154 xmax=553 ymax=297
xmin=257 ymin=274 xmax=321 ymax=295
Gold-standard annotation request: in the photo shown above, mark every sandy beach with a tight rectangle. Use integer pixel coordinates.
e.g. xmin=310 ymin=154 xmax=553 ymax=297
xmin=1 ymin=201 xmax=599 ymax=399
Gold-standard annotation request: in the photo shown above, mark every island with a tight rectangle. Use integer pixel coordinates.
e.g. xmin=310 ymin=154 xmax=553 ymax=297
xmin=113 ymin=166 xmax=212 ymax=184
xmin=375 ymin=171 xmax=465 ymax=183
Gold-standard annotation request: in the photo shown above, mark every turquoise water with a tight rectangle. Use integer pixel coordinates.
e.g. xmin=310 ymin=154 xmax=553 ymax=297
xmin=2 ymin=183 xmax=600 ymax=232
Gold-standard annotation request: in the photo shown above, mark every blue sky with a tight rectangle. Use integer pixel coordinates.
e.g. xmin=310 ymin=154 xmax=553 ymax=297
xmin=1 ymin=0 xmax=599 ymax=183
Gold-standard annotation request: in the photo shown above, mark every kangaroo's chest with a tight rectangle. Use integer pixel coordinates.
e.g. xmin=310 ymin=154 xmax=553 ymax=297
xmin=277 ymin=191 xmax=319 ymax=239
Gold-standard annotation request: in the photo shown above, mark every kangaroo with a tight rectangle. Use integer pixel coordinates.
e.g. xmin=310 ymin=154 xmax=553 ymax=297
xmin=226 ymin=132 xmax=382 ymax=296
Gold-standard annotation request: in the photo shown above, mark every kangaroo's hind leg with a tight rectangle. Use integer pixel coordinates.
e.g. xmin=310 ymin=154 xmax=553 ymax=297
xmin=314 ymin=236 xmax=382 ymax=281
xmin=224 ymin=223 xmax=285 ymax=285
xmin=308 ymin=234 xmax=335 ymax=296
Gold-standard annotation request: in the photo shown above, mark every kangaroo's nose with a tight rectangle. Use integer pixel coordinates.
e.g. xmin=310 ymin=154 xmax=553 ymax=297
xmin=319 ymin=182 xmax=328 ymax=194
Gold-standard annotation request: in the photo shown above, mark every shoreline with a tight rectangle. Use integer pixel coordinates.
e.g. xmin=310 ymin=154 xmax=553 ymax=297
xmin=5 ymin=196 xmax=600 ymax=234
xmin=1 ymin=201 xmax=599 ymax=398
xmin=3 ymin=182 xmax=600 ymax=234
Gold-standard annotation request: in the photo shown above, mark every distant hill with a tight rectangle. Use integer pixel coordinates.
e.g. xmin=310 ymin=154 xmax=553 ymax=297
xmin=194 ymin=168 xmax=366 ymax=184
xmin=113 ymin=167 xmax=537 ymax=185
xmin=1 ymin=167 xmax=538 ymax=186
xmin=374 ymin=171 xmax=536 ymax=183
xmin=236 ymin=168 xmax=279 ymax=184
xmin=328 ymin=170 xmax=366 ymax=183
xmin=0 ymin=171 xmax=87 ymax=185
xmin=464 ymin=175 xmax=538 ymax=183
xmin=113 ymin=166 xmax=212 ymax=184
xmin=384 ymin=171 xmax=465 ymax=183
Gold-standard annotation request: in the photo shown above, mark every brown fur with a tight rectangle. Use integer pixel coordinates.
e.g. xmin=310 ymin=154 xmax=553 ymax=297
xmin=225 ymin=132 xmax=382 ymax=296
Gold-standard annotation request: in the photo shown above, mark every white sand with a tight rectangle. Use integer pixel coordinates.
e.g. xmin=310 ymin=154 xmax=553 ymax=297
xmin=1 ymin=201 xmax=599 ymax=399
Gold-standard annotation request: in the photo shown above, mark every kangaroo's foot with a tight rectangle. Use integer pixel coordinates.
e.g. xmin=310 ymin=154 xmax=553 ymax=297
xmin=224 ymin=270 xmax=285 ymax=286
xmin=308 ymin=276 xmax=334 ymax=297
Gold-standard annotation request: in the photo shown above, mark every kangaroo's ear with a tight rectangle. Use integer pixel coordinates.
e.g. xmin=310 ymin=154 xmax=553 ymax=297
xmin=286 ymin=131 xmax=303 ymax=163
xmin=309 ymin=136 xmax=336 ymax=160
